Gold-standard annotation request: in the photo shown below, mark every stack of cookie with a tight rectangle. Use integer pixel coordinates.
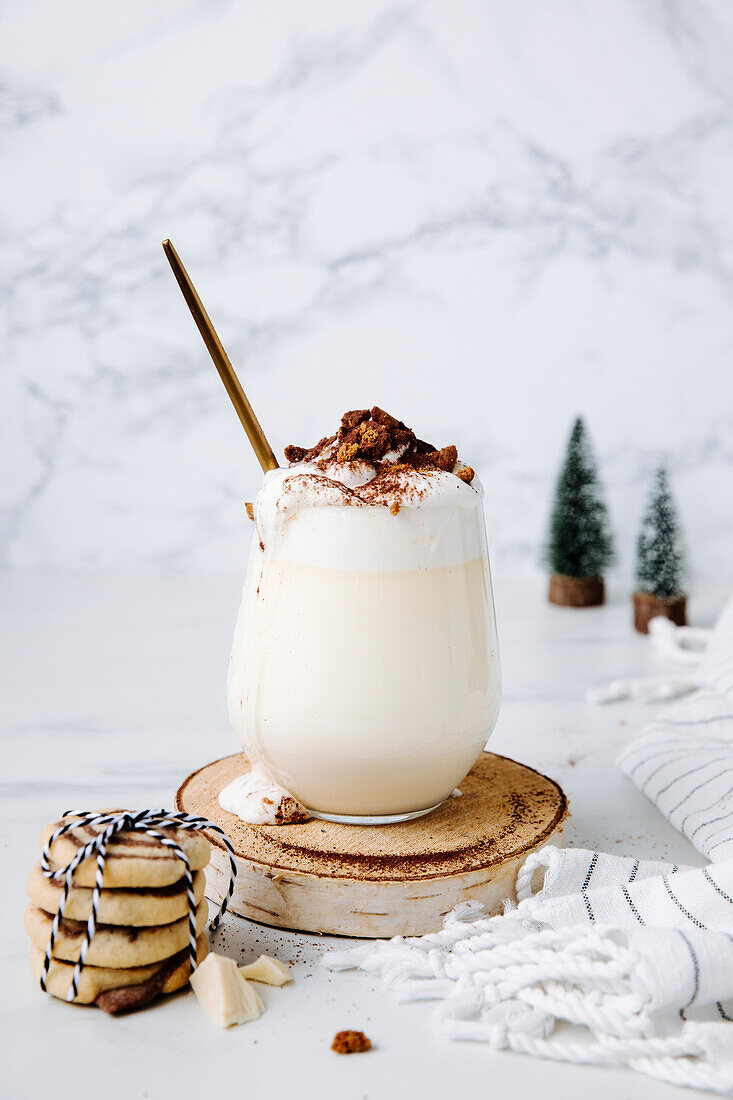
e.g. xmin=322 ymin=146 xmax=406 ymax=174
xmin=25 ymin=813 xmax=211 ymax=1013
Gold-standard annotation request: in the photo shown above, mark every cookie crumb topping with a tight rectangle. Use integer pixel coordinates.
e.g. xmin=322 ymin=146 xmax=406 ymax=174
xmin=284 ymin=407 xmax=474 ymax=492
xmin=331 ymin=1030 xmax=372 ymax=1054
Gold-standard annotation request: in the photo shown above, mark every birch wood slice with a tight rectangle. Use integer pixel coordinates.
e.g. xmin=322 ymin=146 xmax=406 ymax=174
xmin=176 ymin=752 xmax=568 ymax=939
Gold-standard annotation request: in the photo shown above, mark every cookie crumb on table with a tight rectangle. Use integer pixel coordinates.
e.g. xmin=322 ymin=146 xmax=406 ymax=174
xmin=331 ymin=1030 xmax=372 ymax=1054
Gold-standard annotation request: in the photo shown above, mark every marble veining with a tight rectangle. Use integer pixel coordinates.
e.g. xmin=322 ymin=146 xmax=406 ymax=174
xmin=1 ymin=0 xmax=732 ymax=576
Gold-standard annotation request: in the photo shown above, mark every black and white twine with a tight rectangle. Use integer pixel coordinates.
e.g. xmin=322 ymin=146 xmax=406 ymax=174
xmin=39 ymin=809 xmax=237 ymax=1002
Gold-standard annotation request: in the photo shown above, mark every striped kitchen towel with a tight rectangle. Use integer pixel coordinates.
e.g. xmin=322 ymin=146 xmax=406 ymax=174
xmin=324 ymin=598 xmax=733 ymax=1093
xmin=325 ymin=847 xmax=733 ymax=1091
xmin=619 ymin=596 xmax=733 ymax=862
xmin=325 ymin=850 xmax=733 ymax=1093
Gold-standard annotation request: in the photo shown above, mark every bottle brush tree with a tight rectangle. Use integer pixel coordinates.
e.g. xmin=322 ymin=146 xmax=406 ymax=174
xmin=544 ymin=416 xmax=614 ymax=607
xmin=633 ymin=464 xmax=687 ymax=633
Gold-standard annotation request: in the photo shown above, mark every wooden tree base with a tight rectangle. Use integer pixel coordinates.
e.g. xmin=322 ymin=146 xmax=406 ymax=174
xmin=548 ymin=574 xmax=605 ymax=607
xmin=176 ymin=752 xmax=568 ymax=939
xmin=633 ymin=591 xmax=687 ymax=634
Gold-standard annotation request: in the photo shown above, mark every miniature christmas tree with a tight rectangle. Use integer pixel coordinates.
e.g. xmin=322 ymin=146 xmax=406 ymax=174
xmin=544 ymin=417 xmax=614 ymax=607
xmin=633 ymin=465 xmax=687 ymax=633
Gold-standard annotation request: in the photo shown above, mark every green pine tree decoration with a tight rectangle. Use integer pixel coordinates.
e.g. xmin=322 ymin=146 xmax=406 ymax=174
xmin=633 ymin=465 xmax=687 ymax=633
xmin=545 ymin=417 xmax=614 ymax=607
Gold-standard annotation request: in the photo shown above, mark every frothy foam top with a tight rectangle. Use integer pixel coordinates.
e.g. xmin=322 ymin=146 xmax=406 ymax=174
xmin=250 ymin=407 xmax=484 ymax=569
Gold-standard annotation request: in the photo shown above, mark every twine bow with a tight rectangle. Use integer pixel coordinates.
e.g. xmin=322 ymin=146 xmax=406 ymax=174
xmin=40 ymin=809 xmax=237 ymax=1002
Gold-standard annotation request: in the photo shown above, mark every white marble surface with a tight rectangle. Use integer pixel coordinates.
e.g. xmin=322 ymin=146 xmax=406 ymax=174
xmin=4 ymin=568 xmax=729 ymax=1099
xmin=2 ymin=0 xmax=733 ymax=577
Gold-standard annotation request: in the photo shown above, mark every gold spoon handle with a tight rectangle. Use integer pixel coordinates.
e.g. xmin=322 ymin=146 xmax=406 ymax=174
xmin=162 ymin=239 xmax=279 ymax=473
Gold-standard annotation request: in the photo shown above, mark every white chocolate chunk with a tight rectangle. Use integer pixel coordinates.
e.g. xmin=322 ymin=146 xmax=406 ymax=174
xmin=239 ymin=954 xmax=292 ymax=987
xmin=191 ymin=954 xmax=264 ymax=1028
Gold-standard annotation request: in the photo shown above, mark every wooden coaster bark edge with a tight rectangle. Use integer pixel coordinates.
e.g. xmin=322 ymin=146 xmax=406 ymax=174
xmin=200 ymin=836 xmax=565 ymax=938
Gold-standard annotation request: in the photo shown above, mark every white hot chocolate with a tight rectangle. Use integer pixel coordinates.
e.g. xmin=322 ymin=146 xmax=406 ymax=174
xmin=222 ymin=408 xmax=501 ymax=823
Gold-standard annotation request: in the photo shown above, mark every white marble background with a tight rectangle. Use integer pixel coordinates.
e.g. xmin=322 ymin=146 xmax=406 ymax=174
xmin=2 ymin=0 xmax=732 ymax=577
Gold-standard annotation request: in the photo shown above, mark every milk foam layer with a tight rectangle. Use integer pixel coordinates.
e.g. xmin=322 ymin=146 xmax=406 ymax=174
xmin=255 ymin=465 xmax=484 ymax=571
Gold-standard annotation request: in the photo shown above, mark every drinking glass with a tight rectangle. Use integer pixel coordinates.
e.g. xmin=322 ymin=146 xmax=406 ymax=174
xmin=228 ymin=487 xmax=501 ymax=824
